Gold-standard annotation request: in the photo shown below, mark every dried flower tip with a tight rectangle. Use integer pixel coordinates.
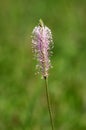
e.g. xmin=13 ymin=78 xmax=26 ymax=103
xmin=32 ymin=19 xmax=53 ymax=78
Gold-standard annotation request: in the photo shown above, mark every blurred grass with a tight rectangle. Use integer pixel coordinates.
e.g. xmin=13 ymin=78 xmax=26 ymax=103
xmin=0 ymin=0 xmax=86 ymax=130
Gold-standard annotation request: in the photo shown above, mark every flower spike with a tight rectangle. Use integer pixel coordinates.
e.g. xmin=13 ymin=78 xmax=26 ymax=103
xmin=32 ymin=19 xmax=53 ymax=78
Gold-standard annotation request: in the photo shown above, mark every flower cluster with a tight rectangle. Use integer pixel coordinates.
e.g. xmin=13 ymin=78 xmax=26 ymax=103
xmin=32 ymin=19 xmax=53 ymax=78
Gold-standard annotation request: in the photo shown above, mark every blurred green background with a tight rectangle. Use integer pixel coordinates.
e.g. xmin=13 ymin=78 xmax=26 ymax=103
xmin=0 ymin=0 xmax=86 ymax=130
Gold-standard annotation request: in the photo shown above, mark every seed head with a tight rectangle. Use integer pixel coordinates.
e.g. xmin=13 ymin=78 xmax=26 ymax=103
xmin=32 ymin=19 xmax=53 ymax=78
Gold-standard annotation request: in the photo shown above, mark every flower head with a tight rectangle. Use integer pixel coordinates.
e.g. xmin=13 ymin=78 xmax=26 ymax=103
xmin=32 ymin=19 xmax=53 ymax=78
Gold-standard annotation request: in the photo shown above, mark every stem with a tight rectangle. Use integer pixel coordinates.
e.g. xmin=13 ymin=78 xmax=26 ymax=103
xmin=44 ymin=77 xmax=54 ymax=130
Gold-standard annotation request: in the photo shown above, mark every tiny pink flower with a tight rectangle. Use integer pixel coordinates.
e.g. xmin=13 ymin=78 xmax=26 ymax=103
xmin=32 ymin=19 xmax=53 ymax=78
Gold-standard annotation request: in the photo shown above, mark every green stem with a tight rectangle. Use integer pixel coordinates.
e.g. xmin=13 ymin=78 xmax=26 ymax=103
xmin=44 ymin=77 xmax=54 ymax=130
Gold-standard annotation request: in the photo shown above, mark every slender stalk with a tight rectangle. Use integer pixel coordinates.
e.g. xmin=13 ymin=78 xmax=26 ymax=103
xmin=44 ymin=76 xmax=54 ymax=130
